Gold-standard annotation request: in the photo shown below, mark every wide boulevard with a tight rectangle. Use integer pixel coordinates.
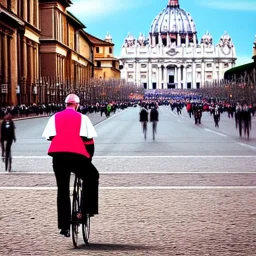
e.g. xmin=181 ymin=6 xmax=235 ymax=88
xmin=0 ymin=106 xmax=256 ymax=255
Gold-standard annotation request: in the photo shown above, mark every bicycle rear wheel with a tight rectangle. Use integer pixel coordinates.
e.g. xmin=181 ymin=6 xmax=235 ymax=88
xmin=72 ymin=176 xmax=81 ymax=247
xmin=82 ymin=214 xmax=90 ymax=244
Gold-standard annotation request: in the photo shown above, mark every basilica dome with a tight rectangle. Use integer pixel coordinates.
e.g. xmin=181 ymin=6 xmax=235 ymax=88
xmin=150 ymin=0 xmax=197 ymax=37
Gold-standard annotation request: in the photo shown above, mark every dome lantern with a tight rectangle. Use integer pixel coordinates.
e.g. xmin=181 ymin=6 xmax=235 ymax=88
xmin=168 ymin=0 xmax=180 ymax=7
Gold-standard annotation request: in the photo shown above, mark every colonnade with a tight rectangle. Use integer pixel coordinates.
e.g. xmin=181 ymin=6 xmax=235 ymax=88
xmin=125 ymin=60 xmax=224 ymax=89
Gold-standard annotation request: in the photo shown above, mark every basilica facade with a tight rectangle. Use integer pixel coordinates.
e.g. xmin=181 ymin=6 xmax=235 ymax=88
xmin=119 ymin=0 xmax=237 ymax=90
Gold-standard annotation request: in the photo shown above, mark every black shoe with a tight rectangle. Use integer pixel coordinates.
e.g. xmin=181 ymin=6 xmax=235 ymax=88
xmin=60 ymin=229 xmax=70 ymax=237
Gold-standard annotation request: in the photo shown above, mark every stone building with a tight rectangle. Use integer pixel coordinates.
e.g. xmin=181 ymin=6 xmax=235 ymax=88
xmin=0 ymin=0 xmax=40 ymax=105
xmin=85 ymin=32 xmax=120 ymax=80
xmin=0 ymin=0 xmax=120 ymax=105
xmin=119 ymin=0 xmax=237 ymax=90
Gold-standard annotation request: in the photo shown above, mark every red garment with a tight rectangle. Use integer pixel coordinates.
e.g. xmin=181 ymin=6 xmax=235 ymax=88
xmin=48 ymin=109 xmax=90 ymax=158
xmin=186 ymin=103 xmax=191 ymax=111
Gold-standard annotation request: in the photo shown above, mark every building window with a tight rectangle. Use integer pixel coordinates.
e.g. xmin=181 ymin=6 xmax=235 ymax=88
xmin=224 ymin=63 xmax=229 ymax=68
xmin=196 ymin=64 xmax=201 ymax=68
xmin=109 ymin=47 xmax=112 ymax=54
xmin=206 ymin=63 xmax=212 ymax=68
xmin=141 ymin=64 xmax=147 ymax=68
xmin=143 ymin=83 xmax=147 ymax=89
xmin=128 ymin=64 xmax=133 ymax=68
xmin=96 ymin=47 xmax=100 ymax=53
xmin=187 ymin=82 xmax=191 ymax=89
xmin=96 ymin=61 xmax=101 ymax=67
xmin=152 ymin=82 xmax=157 ymax=89
xmin=112 ymin=60 xmax=115 ymax=68
xmin=196 ymin=82 xmax=200 ymax=89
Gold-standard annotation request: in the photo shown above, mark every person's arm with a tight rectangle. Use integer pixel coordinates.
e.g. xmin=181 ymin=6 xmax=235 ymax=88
xmin=42 ymin=115 xmax=56 ymax=140
xmin=80 ymin=115 xmax=97 ymax=160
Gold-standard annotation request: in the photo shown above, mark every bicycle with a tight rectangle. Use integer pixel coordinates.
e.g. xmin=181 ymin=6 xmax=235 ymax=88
xmin=142 ymin=121 xmax=147 ymax=139
xmin=71 ymin=174 xmax=90 ymax=247
xmin=152 ymin=121 xmax=157 ymax=140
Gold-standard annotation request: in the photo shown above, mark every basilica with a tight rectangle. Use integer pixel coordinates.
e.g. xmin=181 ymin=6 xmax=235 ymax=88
xmin=119 ymin=0 xmax=237 ymax=90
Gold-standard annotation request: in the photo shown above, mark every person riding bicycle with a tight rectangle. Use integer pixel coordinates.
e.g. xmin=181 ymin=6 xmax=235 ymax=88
xmin=1 ymin=113 xmax=16 ymax=171
xmin=42 ymin=94 xmax=99 ymax=238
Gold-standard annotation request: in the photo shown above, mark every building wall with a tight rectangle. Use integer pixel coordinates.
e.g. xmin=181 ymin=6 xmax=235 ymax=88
xmin=39 ymin=1 xmax=94 ymax=90
xmin=0 ymin=0 xmax=40 ymax=105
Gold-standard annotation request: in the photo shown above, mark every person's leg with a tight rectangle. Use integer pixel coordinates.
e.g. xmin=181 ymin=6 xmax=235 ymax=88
xmin=1 ymin=141 xmax=4 ymax=161
xmin=53 ymin=156 xmax=71 ymax=232
xmin=5 ymin=141 xmax=12 ymax=171
xmin=74 ymin=157 xmax=99 ymax=216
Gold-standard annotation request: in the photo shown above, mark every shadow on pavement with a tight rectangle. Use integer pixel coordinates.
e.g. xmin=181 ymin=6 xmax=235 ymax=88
xmin=69 ymin=243 xmax=156 ymax=252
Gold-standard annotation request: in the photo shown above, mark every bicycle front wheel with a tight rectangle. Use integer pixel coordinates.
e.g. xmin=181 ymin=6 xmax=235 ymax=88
xmin=82 ymin=214 xmax=90 ymax=244
xmin=72 ymin=177 xmax=81 ymax=247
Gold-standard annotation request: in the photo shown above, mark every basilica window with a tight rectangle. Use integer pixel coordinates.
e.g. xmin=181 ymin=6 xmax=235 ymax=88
xmin=141 ymin=64 xmax=147 ymax=68
xmin=196 ymin=64 xmax=201 ymax=68
xmin=96 ymin=47 xmax=100 ymax=53
xmin=128 ymin=64 xmax=133 ymax=68
xmin=206 ymin=63 xmax=212 ymax=68
xmin=224 ymin=63 xmax=229 ymax=68
xmin=109 ymin=47 xmax=113 ymax=54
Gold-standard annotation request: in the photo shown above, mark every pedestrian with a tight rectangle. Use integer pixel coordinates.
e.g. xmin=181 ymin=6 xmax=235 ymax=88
xmin=42 ymin=93 xmax=99 ymax=238
xmin=1 ymin=113 xmax=16 ymax=172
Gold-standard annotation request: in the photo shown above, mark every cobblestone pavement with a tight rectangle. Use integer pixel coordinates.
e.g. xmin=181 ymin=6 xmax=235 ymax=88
xmin=0 ymin=189 xmax=256 ymax=255
xmin=1 ymin=173 xmax=256 ymax=187
xmin=1 ymin=110 xmax=255 ymax=255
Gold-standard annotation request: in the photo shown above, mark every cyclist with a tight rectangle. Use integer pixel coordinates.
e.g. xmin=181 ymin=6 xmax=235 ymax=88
xmin=42 ymin=94 xmax=99 ymax=238
xmin=1 ymin=113 xmax=16 ymax=172
xmin=139 ymin=104 xmax=148 ymax=138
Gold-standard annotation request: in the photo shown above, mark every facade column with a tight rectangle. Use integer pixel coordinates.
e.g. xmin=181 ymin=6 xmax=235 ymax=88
xmin=10 ymin=31 xmax=18 ymax=104
xmin=192 ymin=62 xmax=196 ymax=89
xmin=136 ymin=61 xmax=140 ymax=87
xmin=156 ymin=64 xmax=159 ymax=89
xmin=177 ymin=66 xmax=181 ymax=89
xmin=174 ymin=66 xmax=177 ymax=84
xmin=158 ymin=33 xmax=162 ymax=46
xmin=167 ymin=33 xmax=170 ymax=47
xmin=212 ymin=62 xmax=216 ymax=84
xmin=158 ymin=66 xmax=162 ymax=89
xmin=177 ymin=34 xmax=181 ymax=46
xmin=183 ymin=66 xmax=187 ymax=89
xmin=193 ymin=34 xmax=197 ymax=44
xmin=23 ymin=37 xmax=28 ymax=78
xmin=152 ymin=36 xmax=156 ymax=47
xmin=219 ymin=62 xmax=223 ymax=81
xmin=201 ymin=61 xmax=205 ymax=87
xmin=148 ymin=60 xmax=152 ymax=89
xmin=163 ymin=66 xmax=167 ymax=89
xmin=186 ymin=34 xmax=189 ymax=47
xmin=23 ymin=0 xmax=27 ymax=21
